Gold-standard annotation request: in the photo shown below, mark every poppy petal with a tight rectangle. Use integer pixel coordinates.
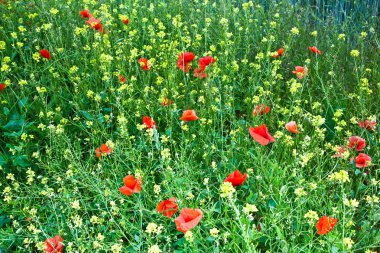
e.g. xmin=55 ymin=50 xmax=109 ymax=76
xmin=119 ymin=186 xmax=133 ymax=196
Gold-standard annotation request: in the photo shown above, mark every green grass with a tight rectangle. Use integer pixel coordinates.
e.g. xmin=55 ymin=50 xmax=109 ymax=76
xmin=0 ymin=0 xmax=379 ymax=252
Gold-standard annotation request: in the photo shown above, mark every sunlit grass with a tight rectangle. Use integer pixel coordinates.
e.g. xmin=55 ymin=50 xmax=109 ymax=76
xmin=0 ymin=0 xmax=379 ymax=252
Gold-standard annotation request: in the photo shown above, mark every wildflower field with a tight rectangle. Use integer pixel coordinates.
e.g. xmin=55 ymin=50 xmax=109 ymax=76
xmin=0 ymin=0 xmax=379 ymax=252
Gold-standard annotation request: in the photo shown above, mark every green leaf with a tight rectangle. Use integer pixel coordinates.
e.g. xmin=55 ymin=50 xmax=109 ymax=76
xmin=213 ymin=201 xmax=222 ymax=214
xmin=248 ymin=192 xmax=258 ymax=202
xmin=206 ymin=236 xmax=215 ymax=242
xmin=350 ymin=159 xmax=356 ymax=170
xmin=174 ymin=238 xmax=185 ymax=248
xmin=3 ymin=113 xmax=24 ymax=132
xmin=268 ymin=199 xmax=276 ymax=209
xmin=10 ymin=51 xmax=18 ymax=60
xmin=97 ymin=113 xmax=105 ymax=123
xmin=2 ymin=107 xmax=10 ymax=116
xmin=0 ymin=154 xmax=7 ymax=166
xmin=13 ymin=155 xmax=31 ymax=168
xmin=0 ymin=216 xmax=11 ymax=228
xmin=103 ymin=107 xmax=112 ymax=113
xmin=3 ymin=129 xmax=23 ymax=138
xmin=80 ymin=111 xmax=94 ymax=120
xmin=18 ymin=97 xmax=28 ymax=110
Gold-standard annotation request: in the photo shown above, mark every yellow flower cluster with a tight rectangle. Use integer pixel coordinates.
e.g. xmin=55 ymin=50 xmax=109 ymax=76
xmin=350 ymin=50 xmax=360 ymax=57
xmin=220 ymin=182 xmax=236 ymax=198
xmin=328 ymin=170 xmax=350 ymax=183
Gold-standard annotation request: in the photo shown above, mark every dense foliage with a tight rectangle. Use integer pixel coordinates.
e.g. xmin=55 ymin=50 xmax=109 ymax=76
xmin=0 ymin=0 xmax=379 ymax=252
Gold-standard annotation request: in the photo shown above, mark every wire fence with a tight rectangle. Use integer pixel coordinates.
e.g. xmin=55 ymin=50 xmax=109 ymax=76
xmin=254 ymin=0 xmax=380 ymax=25
xmin=290 ymin=0 xmax=380 ymax=23
xmin=302 ymin=0 xmax=380 ymax=22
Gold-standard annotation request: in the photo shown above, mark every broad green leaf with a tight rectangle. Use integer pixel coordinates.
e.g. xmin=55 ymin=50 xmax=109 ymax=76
xmin=13 ymin=155 xmax=31 ymax=168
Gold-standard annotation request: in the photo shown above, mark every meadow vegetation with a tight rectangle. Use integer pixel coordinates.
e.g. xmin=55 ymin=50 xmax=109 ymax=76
xmin=0 ymin=0 xmax=379 ymax=252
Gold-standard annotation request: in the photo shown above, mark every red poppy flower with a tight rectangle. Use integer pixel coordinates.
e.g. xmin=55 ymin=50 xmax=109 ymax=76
xmin=157 ymin=197 xmax=179 ymax=218
xmin=332 ymin=146 xmax=348 ymax=158
xmin=40 ymin=49 xmax=51 ymax=60
xmin=119 ymin=175 xmax=142 ymax=196
xmin=95 ymin=144 xmax=112 ymax=158
xmin=359 ymin=120 xmax=376 ymax=131
xmin=0 ymin=83 xmax=5 ymax=91
xmin=252 ymin=104 xmax=270 ymax=116
xmin=309 ymin=46 xmax=322 ymax=55
xmin=292 ymin=66 xmax=308 ymax=79
xmin=177 ymin=52 xmax=195 ymax=72
xmin=224 ymin=170 xmax=247 ymax=186
xmin=285 ymin=121 xmax=299 ymax=134
xmin=79 ymin=9 xmax=92 ymax=19
xmin=193 ymin=68 xmax=208 ymax=78
xmin=316 ymin=216 xmax=338 ymax=235
xmin=194 ymin=56 xmax=216 ymax=78
xmin=161 ymin=98 xmax=173 ymax=106
xmin=143 ymin=116 xmax=156 ymax=129
xmin=122 ymin=18 xmax=129 ymax=25
xmin=355 ymin=153 xmax=372 ymax=168
xmin=138 ymin=58 xmax=150 ymax=70
xmin=180 ymin=110 xmax=199 ymax=122
xmin=44 ymin=235 xmax=63 ymax=253
xmin=86 ymin=17 xmax=103 ymax=32
xmin=118 ymin=74 xmax=126 ymax=83
xmin=198 ymin=56 xmax=216 ymax=69
xmin=175 ymin=208 xmax=203 ymax=233
xmin=249 ymin=124 xmax=276 ymax=146
xmin=272 ymin=48 xmax=285 ymax=58
xmin=348 ymin=136 xmax=366 ymax=151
